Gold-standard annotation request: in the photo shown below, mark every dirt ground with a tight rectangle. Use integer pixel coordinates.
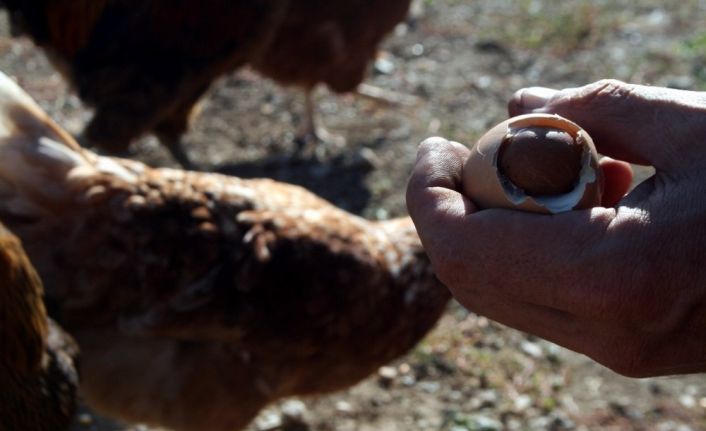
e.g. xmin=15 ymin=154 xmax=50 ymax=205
xmin=3 ymin=1 xmax=706 ymax=430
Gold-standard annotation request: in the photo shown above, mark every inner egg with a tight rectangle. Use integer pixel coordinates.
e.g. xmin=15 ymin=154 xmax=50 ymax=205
xmin=497 ymin=126 xmax=583 ymax=196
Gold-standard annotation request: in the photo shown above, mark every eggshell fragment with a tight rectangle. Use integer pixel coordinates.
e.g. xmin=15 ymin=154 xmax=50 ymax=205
xmin=462 ymin=114 xmax=603 ymax=214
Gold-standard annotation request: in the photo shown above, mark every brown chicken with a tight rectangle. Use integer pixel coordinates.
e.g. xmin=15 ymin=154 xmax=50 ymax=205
xmin=0 ymin=221 xmax=79 ymax=431
xmin=0 ymin=72 xmax=448 ymax=430
xmin=2 ymin=0 xmax=412 ymax=167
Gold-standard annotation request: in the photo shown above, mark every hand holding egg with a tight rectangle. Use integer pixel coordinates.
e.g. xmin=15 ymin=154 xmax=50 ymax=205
xmin=407 ymin=79 xmax=706 ymax=377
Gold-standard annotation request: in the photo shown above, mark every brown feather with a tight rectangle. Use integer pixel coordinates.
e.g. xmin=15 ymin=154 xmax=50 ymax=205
xmin=0 ymin=225 xmax=47 ymax=375
xmin=0 ymin=222 xmax=79 ymax=431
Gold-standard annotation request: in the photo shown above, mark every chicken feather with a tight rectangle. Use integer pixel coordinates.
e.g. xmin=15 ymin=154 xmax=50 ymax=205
xmin=0 ymin=71 xmax=449 ymax=431
xmin=0 ymin=220 xmax=79 ymax=431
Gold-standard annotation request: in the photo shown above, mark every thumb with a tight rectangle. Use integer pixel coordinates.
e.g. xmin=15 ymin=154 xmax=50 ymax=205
xmin=508 ymin=79 xmax=706 ymax=172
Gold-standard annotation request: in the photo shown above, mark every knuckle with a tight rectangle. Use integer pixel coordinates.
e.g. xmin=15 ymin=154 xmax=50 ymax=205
xmin=574 ymin=79 xmax=636 ymax=108
xmin=593 ymin=78 xmax=633 ymax=96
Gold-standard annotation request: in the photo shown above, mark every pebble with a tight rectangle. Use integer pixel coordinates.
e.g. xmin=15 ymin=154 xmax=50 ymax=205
xmin=419 ymin=381 xmax=441 ymax=394
xmin=374 ymin=57 xmax=396 ymax=75
xmin=513 ymin=394 xmax=532 ymax=412
xmin=336 ymin=400 xmax=354 ymax=414
xmin=520 ymin=341 xmax=543 ymax=358
xmin=471 ymin=390 xmax=499 ymax=409
xmin=281 ymin=400 xmax=307 ymax=419
xmin=379 ymin=366 xmax=398 ymax=378
xmin=465 ymin=415 xmax=503 ymax=431
xmin=255 ymin=412 xmax=282 ymax=431
xmin=401 ymin=375 xmax=417 ymax=386
xmin=679 ymin=395 xmax=696 ymax=409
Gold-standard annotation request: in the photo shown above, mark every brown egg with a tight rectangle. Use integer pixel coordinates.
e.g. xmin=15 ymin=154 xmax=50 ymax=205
xmin=462 ymin=113 xmax=603 ymax=214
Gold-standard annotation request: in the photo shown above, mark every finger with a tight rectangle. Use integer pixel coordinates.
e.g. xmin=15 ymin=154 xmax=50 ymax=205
xmin=508 ymin=80 xmax=706 ymax=171
xmin=408 ymin=136 xmax=470 ymax=190
xmin=406 ymin=136 xmax=474 ymax=223
xmin=406 ymin=137 xmax=476 ymax=258
xmin=599 ymin=157 xmax=633 ymax=207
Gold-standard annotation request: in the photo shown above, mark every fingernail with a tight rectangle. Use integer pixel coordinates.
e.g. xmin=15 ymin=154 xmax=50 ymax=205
xmin=513 ymin=87 xmax=558 ymax=110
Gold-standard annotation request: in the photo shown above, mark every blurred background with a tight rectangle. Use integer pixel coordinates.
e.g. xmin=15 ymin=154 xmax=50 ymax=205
xmin=3 ymin=0 xmax=706 ymax=430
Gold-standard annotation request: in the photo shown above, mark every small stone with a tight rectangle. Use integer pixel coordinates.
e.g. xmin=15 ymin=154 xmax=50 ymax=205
xmin=419 ymin=381 xmax=441 ymax=394
xmin=449 ymin=390 xmax=463 ymax=401
xmin=335 ymin=400 xmax=354 ymax=414
xmin=374 ymin=208 xmax=390 ymax=221
xmin=255 ymin=411 xmax=282 ymax=431
xmin=378 ymin=365 xmax=397 ymax=388
xmin=680 ymin=394 xmax=696 ymax=409
xmin=471 ymin=390 xmax=499 ymax=409
xmin=281 ymin=399 xmax=307 ymax=419
xmin=378 ymin=366 xmax=398 ymax=380
xmin=466 ymin=415 xmax=503 ymax=431
xmin=520 ymin=340 xmax=543 ymax=358
xmin=528 ymin=417 xmax=552 ymax=429
xmin=374 ymin=56 xmax=396 ymax=75
xmin=427 ymin=118 xmax=441 ymax=134
xmin=513 ymin=394 xmax=532 ymax=412
xmin=476 ymin=75 xmax=492 ymax=89
xmin=401 ymin=375 xmax=416 ymax=386
xmin=411 ymin=43 xmax=425 ymax=56
xmin=260 ymin=103 xmax=275 ymax=115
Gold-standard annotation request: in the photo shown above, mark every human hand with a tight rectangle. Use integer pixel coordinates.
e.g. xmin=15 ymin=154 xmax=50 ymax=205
xmin=407 ymin=79 xmax=706 ymax=377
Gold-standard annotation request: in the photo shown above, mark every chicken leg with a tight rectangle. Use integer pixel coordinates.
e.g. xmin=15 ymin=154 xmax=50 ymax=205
xmin=294 ymin=88 xmax=346 ymax=157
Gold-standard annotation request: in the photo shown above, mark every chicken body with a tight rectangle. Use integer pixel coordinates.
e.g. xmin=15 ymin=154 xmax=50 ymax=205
xmin=0 ymin=73 xmax=448 ymax=430
xmin=2 ymin=0 xmax=412 ymax=166
xmin=0 ymin=222 xmax=79 ymax=431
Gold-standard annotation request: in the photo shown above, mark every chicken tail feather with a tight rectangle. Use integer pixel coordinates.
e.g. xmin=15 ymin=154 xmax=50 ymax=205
xmin=0 ymin=72 xmax=134 ymax=221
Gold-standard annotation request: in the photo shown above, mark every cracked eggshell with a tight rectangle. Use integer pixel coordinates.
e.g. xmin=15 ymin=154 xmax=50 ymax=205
xmin=462 ymin=113 xmax=603 ymax=214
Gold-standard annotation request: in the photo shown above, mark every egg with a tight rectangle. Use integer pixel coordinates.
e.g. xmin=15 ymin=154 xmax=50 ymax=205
xmin=462 ymin=113 xmax=603 ymax=214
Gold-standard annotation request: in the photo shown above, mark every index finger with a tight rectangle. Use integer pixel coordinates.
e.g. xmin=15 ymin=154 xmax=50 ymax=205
xmin=509 ymin=80 xmax=706 ymax=172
